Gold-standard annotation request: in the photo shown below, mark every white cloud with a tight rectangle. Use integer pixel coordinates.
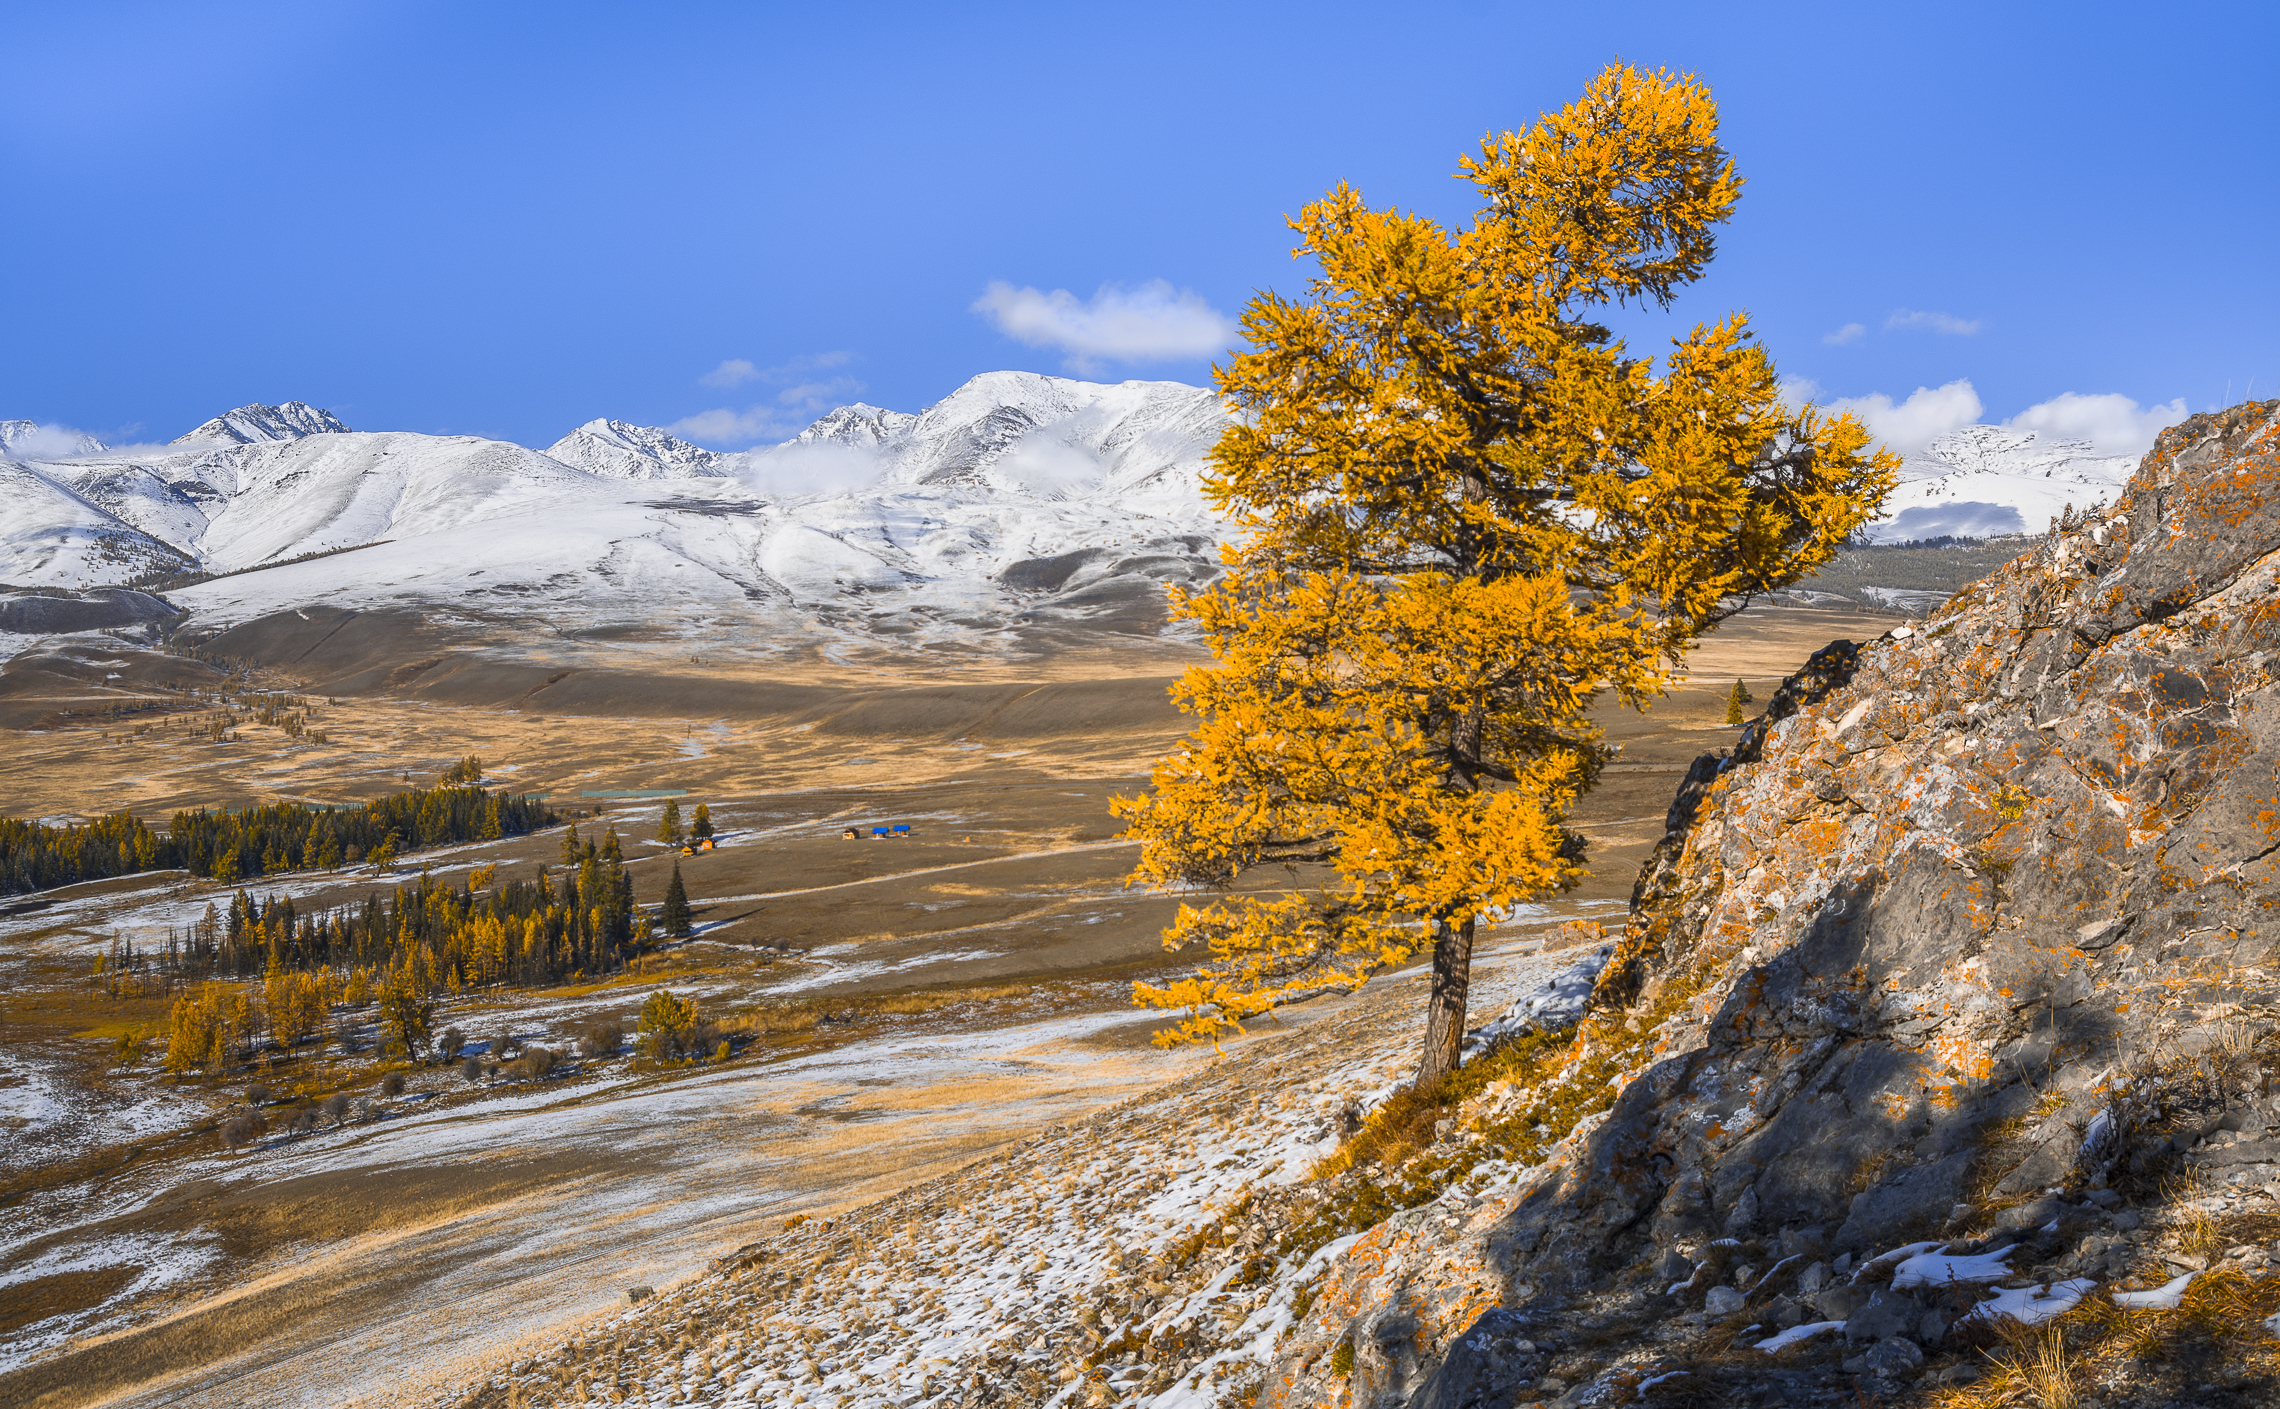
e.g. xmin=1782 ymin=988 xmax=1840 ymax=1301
xmin=1796 ymin=378 xmax=1986 ymax=457
xmin=699 ymin=358 xmax=761 ymax=389
xmin=2006 ymin=391 xmax=2187 ymax=458
xmin=775 ymin=378 xmax=863 ymax=409
xmin=667 ymin=407 xmax=798 ymax=446
xmin=728 ymin=441 xmax=889 ymax=500
xmin=972 ymin=279 xmax=1234 ymax=372
xmin=674 ymin=353 xmax=867 ymax=448
xmin=1822 ymin=322 xmax=1865 ymax=346
xmin=1885 ymin=308 xmax=1983 ymax=336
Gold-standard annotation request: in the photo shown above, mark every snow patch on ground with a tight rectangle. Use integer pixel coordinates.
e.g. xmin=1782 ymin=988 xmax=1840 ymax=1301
xmin=1459 ymin=944 xmax=1613 ymax=1060
xmin=1890 ymin=1243 xmax=2016 ymax=1288
xmin=1965 ymin=1278 xmax=2097 ymax=1326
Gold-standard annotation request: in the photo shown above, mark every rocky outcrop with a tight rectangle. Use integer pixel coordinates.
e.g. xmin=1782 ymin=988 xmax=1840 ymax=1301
xmin=1265 ymin=401 xmax=2280 ymax=1405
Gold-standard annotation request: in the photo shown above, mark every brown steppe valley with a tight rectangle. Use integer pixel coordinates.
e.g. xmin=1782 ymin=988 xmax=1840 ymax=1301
xmin=0 ymin=602 xmax=1901 ymax=1408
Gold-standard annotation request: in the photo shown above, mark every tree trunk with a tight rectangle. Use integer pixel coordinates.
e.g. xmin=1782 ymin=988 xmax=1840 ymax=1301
xmin=1415 ymin=913 xmax=1476 ymax=1088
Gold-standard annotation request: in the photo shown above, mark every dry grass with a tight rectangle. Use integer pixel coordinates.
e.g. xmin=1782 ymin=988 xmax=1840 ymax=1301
xmin=717 ymin=982 xmax=1044 ymax=1042
xmin=1934 ymin=1244 xmax=2280 ymax=1409
xmin=1311 ymin=1025 xmax=1568 ymax=1180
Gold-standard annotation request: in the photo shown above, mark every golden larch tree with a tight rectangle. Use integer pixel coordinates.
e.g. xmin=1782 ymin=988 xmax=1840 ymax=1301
xmin=1115 ymin=63 xmax=1896 ymax=1086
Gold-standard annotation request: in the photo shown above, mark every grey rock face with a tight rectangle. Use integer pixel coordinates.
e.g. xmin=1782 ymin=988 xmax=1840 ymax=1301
xmin=1350 ymin=1301 xmax=1429 ymax=1409
xmin=1404 ymin=1308 xmax=1542 ymax=1409
xmin=1703 ymin=1285 xmax=1746 ymax=1317
xmin=1835 ymin=1152 xmax=1976 ymax=1250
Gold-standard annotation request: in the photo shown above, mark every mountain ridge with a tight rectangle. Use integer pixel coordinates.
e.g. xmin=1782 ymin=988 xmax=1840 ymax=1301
xmin=0 ymin=382 xmax=2171 ymax=661
xmin=170 ymin=401 xmax=351 ymax=446
xmin=0 ymin=375 xmax=1233 ymax=661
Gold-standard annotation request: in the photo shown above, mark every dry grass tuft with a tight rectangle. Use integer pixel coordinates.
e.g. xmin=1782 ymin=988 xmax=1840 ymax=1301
xmin=1936 ymin=1227 xmax=2280 ymax=1409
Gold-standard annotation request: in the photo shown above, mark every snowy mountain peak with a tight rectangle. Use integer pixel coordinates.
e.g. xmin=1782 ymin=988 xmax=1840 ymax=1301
xmin=1 ymin=421 xmax=108 ymax=460
xmin=544 ymin=419 xmax=726 ymax=480
xmin=792 ymin=403 xmax=921 ymax=450
xmin=171 ymin=402 xmax=350 ymax=447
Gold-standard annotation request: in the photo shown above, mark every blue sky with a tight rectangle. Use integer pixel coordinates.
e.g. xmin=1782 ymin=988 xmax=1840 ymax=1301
xmin=4 ymin=1 xmax=2273 ymax=459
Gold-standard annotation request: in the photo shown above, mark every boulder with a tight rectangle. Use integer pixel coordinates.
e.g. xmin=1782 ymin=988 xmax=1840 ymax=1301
xmin=1864 ymin=1337 xmax=1925 ymax=1379
xmin=1843 ymin=1289 xmax=1921 ymax=1344
xmin=1994 ymin=1195 xmax=2065 ymax=1235
xmin=1834 ymin=1153 xmax=1976 ymax=1251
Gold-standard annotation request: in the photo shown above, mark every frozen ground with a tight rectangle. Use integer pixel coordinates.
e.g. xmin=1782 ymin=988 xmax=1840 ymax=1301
xmin=395 ymin=929 xmax=1598 ymax=1409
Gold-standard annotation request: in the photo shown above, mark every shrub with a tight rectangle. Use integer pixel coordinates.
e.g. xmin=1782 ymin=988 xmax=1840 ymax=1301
xmin=380 ymin=1070 xmax=406 ymax=1097
xmin=222 ymin=1110 xmax=268 ymax=1149
xmin=461 ymin=1055 xmax=483 ymax=1083
xmin=637 ymin=990 xmax=701 ymax=1059
xmin=582 ymin=1021 xmax=624 ymax=1059
xmin=287 ymin=1105 xmax=318 ymax=1135
xmin=245 ymin=1083 xmax=271 ymax=1107
xmin=517 ymin=1046 xmax=558 ymax=1080
xmin=321 ymin=1092 xmax=351 ymax=1125
xmin=438 ymin=1027 xmax=465 ymax=1060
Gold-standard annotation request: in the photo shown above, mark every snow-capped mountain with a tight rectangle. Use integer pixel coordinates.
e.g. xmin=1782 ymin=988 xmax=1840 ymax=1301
xmin=545 ymin=419 xmax=727 ymax=480
xmin=792 ymin=404 xmax=920 ymax=451
xmin=170 ymin=401 xmax=350 ymax=446
xmin=1 ymin=421 xmax=108 ymax=460
xmin=1868 ymin=425 xmax=2137 ymax=542
xmin=0 ymin=376 xmax=1231 ymax=657
xmin=3 ymin=374 xmax=2146 ymax=655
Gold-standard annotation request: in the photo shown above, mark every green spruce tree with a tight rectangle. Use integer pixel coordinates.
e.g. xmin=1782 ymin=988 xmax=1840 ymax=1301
xmin=690 ymin=803 xmax=713 ymax=840
xmin=1725 ymin=678 xmax=1750 ymax=726
xmin=660 ymin=863 xmax=692 ymax=938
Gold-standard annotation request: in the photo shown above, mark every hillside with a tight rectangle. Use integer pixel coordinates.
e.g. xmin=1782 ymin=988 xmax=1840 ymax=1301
xmin=432 ymin=402 xmax=2280 ymax=1409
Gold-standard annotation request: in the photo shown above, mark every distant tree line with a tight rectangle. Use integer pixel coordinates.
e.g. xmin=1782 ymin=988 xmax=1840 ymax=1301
xmin=0 ymin=782 xmax=555 ymax=896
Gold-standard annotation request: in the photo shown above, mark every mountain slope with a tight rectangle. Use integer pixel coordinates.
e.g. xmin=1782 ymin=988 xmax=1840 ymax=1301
xmin=0 ymin=463 xmax=194 ymax=586
xmin=1251 ymin=401 xmax=2280 ymax=1407
xmin=1870 ymin=423 xmax=2137 ymax=541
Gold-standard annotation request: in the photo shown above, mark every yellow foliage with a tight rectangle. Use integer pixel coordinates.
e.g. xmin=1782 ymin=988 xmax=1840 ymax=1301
xmin=1116 ymin=63 xmax=1894 ymax=1063
xmin=162 ymin=982 xmax=257 ymax=1074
